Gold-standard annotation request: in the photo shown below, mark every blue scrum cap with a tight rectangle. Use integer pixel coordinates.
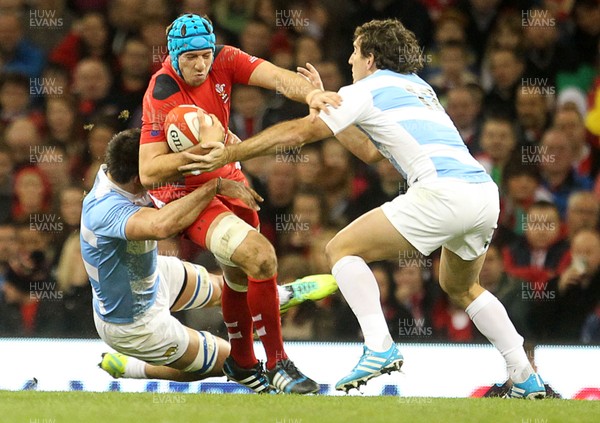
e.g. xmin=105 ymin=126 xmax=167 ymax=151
xmin=167 ymin=14 xmax=216 ymax=77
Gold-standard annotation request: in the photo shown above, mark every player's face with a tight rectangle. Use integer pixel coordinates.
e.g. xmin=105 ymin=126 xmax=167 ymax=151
xmin=348 ymin=38 xmax=371 ymax=83
xmin=178 ymin=49 xmax=214 ymax=87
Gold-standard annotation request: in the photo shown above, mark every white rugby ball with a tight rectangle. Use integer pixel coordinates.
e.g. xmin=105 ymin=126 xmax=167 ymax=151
xmin=164 ymin=104 xmax=213 ymax=152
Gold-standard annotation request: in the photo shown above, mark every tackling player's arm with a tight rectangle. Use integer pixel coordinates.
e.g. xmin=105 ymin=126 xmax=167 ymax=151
xmin=125 ymin=178 xmax=262 ymax=241
xmin=179 ymin=115 xmax=334 ymax=173
xmin=248 ymin=61 xmax=341 ymax=114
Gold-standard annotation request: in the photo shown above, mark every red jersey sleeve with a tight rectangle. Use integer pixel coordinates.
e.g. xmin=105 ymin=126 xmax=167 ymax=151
xmin=214 ymin=46 xmax=265 ymax=85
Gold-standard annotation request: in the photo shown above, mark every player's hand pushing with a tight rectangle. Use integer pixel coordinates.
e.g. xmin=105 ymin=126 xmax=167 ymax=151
xmin=298 ymin=62 xmax=341 ymax=121
xmin=215 ymin=178 xmax=263 ymax=211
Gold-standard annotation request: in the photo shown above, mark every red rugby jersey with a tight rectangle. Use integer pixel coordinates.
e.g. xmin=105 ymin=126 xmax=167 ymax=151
xmin=141 ymin=45 xmax=264 ymax=188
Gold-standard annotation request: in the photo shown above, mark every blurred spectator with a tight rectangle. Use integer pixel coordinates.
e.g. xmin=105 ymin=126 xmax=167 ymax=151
xmin=349 ymin=159 xmax=403 ymax=222
xmin=12 ymin=166 xmax=53 ymax=224
xmin=295 ymin=143 xmax=323 ymax=191
xmin=49 ymin=12 xmax=114 ymax=75
xmin=370 ymin=261 xmax=397 ymax=325
xmin=565 ymin=191 xmax=600 ymax=240
xmin=0 ymin=147 xmax=13 ymax=223
xmin=0 ymin=222 xmax=17 ymax=282
xmin=54 ymin=231 xmax=95 ymax=337
xmin=503 ymin=200 xmax=570 ymax=287
xmin=0 ymin=72 xmax=32 ymax=130
xmin=4 ymin=116 xmax=45 ymax=169
xmin=479 ymin=244 xmax=532 ymax=338
xmin=113 ymin=37 xmax=151 ymax=128
xmin=539 ymin=128 xmax=592 ymax=217
xmin=70 ymin=117 xmax=117 ymax=189
xmin=522 ymin=7 xmax=579 ymax=88
xmin=446 ymin=84 xmax=484 ymax=153
xmin=423 ymin=8 xmax=468 ymax=79
xmin=35 ymin=144 xmax=71 ymax=195
xmin=432 ymin=292 xmax=479 ymax=342
xmin=0 ymin=233 xmax=62 ymax=337
xmin=140 ymin=17 xmax=170 ymax=74
xmin=52 ymin=185 xmax=84 ymax=253
xmin=484 ymin=47 xmax=526 ymax=118
xmin=456 ymin=0 xmax=504 ymax=66
xmin=475 ymin=115 xmax=518 ymax=189
xmin=239 ymin=20 xmax=273 ymax=60
xmin=389 ymin=263 xmax=436 ymax=342
xmin=581 ymin=304 xmax=600 ymax=344
xmin=72 ymin=58 xmax=119 ymax=120
xmin=312 ymin=60 xmax=345 ymax=91
xmin=0 ymin=11 xmax=45 ymax=78
xmin=180 ymin=0 xmax=211 ymax=16
xmin=498 ymin=161 xmax=552 ymax=238
xmin=283 ymin=189 xmax=327 ymax=254
xmin=44 ymin=95 xmax=81 ymax=155
xmin=428 ymin=41 xmax=478 ymax=101
xmin=294 ymin=35 xmax=323 ymax=69
xmin=571 ymin=0 xmax=600 ymax=67
xmin=24 ymin=0 xmax=75 ymax=53
xmin=214 ymin=0 xmax=254 ymax=37
xmin=553 ymin=105 xmax=594 ymax=178
xmin=258 ymin=160 xmax=298 ymax=250
xmin=107 ymin=0 xmax=144 ymax=54
xmin=230 ymin=85 xmax=267 ymax=140
xmin=529 ymin=229 xmax=600 ymax=343
xmin=515 ymin=86 xmax=552 ymax=145
xmin=480 ymin=11 xmax=525 ymax=92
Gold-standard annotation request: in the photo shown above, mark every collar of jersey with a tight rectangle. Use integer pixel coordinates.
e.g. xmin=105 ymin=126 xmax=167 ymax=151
xmin=98 ymin=165 xmax=152 ymax=206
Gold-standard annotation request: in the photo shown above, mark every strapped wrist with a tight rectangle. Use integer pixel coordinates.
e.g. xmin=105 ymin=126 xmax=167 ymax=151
xmin=216 ymin=177 xmax=222 ymax=195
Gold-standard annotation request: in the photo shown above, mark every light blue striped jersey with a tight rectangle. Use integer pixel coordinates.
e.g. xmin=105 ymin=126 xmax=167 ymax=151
xmin=319 ymin=69 xmax=491 ymax=186
xmin=80 ymin=166 xmax=159 ymax=324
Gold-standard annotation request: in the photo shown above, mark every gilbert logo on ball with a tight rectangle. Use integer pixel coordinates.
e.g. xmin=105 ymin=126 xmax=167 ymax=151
xmin=164 ymin=104 xmax=213 ymax=152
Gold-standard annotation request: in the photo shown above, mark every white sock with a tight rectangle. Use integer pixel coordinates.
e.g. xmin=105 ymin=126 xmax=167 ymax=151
xmin=332 ymin=256 xmax=392 ymax=352
xmin=465 ymin=290 xmax=533 ymax=383
xmin=277 ymin=285 xmax=292 ymax=305
xmin=123 ymin=355 xmax=147 ymax=379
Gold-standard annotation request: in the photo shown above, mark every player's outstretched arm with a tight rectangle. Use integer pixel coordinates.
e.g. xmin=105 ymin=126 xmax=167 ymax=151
xmin=248 ymin=61 xmax=341 ymax=116
xmin=178 ymin=116 xmax=334 ymax=174
xmin=125 ymin=178 xmax=262 ymax=241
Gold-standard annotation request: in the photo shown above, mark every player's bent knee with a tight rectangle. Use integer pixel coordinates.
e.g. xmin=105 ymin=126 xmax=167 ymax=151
xmin=182 ymin=331 xmax=221 ymax=374
xmin=233 ymin=231 xmax=277 ymax=278
xmin=325 ymin=235 xmax=350 ymax=268
xmin=208 ymin=214 xmax=255 ymax=267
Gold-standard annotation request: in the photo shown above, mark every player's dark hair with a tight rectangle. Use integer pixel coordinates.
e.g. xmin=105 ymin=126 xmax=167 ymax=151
xmin=105 ymin=128 xmax=141 ymax=184
xmin=354 ymin=19 xmax=424 ymax=74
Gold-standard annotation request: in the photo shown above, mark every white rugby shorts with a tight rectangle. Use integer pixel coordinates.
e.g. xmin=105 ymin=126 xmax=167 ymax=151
xmin=94 ymin=255 xmax=215 ymax=366
xmin=381 ymin=180 xmax=499 ymax=260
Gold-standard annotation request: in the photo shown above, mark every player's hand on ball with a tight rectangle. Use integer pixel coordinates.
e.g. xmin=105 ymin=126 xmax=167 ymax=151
xmin=197 ymin=110 xmax=225 ymax=143
xmin=217 ymin=179 xmax=263 ymax=211
xmin=178 ymin=142 xmax=229 ymax=174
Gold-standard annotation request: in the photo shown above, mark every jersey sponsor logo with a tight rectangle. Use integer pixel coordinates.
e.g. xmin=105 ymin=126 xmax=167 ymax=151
xmin=215 ymin=83 xmax=229 ymax=103
xmin=150 ymin=129 xmax=161 ymax=137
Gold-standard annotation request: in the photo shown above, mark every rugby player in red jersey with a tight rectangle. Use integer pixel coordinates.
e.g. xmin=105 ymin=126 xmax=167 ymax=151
xmin=139 ymin=14 xmax=339 ymax=394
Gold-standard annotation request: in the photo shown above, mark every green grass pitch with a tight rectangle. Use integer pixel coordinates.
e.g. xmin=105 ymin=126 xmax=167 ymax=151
xmin=4 ymin=392 xmax=600 ymax=423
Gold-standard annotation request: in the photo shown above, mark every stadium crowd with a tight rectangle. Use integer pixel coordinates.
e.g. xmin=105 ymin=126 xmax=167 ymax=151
xmin=0 ymin=0 xmax=599 ymax=347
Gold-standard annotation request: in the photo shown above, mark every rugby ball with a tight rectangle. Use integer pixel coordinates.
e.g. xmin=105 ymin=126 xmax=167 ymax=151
xmin=164 ymin=104 xmax=213 ymax=152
